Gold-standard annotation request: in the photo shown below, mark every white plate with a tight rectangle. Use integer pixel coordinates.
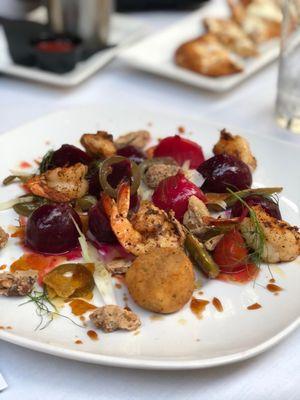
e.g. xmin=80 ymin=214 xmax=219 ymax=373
xmin=0 ymin=105 xmax=299 ymax=370
xmin=0 ymin=14 xmax=147 ymax=87
xmin=119 ymin=1 xmax=280 ymax=92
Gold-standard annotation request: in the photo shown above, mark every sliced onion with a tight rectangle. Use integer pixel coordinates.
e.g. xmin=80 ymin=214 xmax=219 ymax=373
xmin=0 ymin=196 xmax=35 ymax=211
xmin=72 ymin=216 xmax=116 ymax=305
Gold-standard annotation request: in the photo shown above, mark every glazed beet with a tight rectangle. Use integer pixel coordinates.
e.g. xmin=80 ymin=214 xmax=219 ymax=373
xmin=231 ymin=195 xmax=282 ymax=220
xmin=117 ymin=145 xmax=146 ymax=164
xmin=88 ymin=202 xmax=117 ymax=244
xmin=107 ymin=160 xmax=132 ymax=188
xmin=153 ymin=135 xmax=205 ymax=169
xmin=25 ymin=204 xmax=82 ymax=254
xmin=87 ymin=161 xmax=102 ymax=197
xmin=49 ymin=144 xmax=91 ymax=169
xmin=198 ymin=154 xmax=252 ymax=193
xmin=152 ymin=171 xmax=206 ymax=221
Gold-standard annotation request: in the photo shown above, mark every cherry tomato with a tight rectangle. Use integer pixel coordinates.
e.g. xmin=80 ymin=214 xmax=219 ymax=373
xmin=212 ymin=229 xmax=249 ymax=273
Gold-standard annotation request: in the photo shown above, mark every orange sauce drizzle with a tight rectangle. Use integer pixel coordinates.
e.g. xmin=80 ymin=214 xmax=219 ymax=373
xmin=247 ymin=303 xmax=262 ymax=310
xmin=10 ymin=253 xmax=66 ymax=283
xmin=87 ymin=330 xmax=99 ymax=341
xmin=69 ymin=299 xmax=97 ymax=316
xmin=10 ymin=226 xmax=25 ymax=239
xmin=212 ymin=297 xmax=223 ymax=312
xmin=266 ymin=284 xmax=283 ymax=293
xmin=75 ymin=340 xmax=83 ymax=345
xmin=190 ymin=297 xmax=210 ymax=319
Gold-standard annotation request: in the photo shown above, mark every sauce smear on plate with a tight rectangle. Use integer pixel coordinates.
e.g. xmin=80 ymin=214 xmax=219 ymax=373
xmin=190 ymin=298 xmax=209 ymax=319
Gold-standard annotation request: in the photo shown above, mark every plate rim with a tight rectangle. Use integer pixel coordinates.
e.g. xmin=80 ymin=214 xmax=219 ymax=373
xmin=0 ymin=105 xmax=299 ymax=370
xmin=0 ymin=316 xmax=299 ymax=370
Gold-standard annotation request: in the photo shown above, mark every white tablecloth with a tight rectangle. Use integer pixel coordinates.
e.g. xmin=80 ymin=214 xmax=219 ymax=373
xmin=0 ymin=9 xmax=299 ymax=400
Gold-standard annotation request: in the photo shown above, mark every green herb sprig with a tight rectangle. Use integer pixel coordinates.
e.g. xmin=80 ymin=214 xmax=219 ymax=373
xmin=227 ymin=189 xmax=265 ymax=267
xmin=19 ymin=290 xmax=83 ymax=331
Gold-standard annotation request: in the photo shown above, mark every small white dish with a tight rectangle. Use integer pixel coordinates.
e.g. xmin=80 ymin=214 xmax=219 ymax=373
xmin=0 ymin=14 xmax=147 ymax=87
xmin=0 ymin=105 xmax=299 ymax=370
xmin=119 ymin=1 xmax=280 ymax=92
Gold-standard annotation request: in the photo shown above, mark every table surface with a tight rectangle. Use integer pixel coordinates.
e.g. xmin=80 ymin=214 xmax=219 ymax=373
xmin=0 ymin=7 xmax=299 ymax=400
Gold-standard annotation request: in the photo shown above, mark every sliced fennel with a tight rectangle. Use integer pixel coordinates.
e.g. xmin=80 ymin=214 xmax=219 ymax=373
xmin=88 ymin=244 xmax=117 ymax=306
xmin=0 ymin=196 xmax=35 ymax=211
xmin=72 ymin=216 xmax=117 ymax=305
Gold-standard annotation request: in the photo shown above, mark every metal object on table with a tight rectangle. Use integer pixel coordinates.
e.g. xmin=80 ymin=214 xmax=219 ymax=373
xmin=275 ymin=0 xmax=300 ymax=133
xmin=46 ymin=0 xmax=114 ymax=50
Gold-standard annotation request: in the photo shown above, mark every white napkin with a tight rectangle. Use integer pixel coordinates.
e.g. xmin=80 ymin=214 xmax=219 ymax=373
xmin=0 ymin=373 xmax=8 ymax=391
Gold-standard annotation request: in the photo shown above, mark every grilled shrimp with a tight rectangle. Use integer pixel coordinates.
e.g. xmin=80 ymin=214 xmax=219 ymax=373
xmin=26 ymin=163 xmax=88 ymax=202
xmin=213 ymin=129 xmax=257 ymax=171
xmin=240 ymin=205 xmax=300 ymax=263
xmin=80 ymin=131 xmax=116 ymax=158
xmin=102 ymin=183 xmax=185 ymax=256
xmin=183 ymin=195 xmax=210 ymax=235
xmin=115 ymin=130 xmax=150 ymax=150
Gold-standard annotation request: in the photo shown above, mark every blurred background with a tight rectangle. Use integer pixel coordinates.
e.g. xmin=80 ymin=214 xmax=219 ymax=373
xmin=0 ymin=0 xmax=207 ymax=17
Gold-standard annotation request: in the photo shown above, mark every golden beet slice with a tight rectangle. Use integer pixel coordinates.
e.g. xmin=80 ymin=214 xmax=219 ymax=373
xmin=43 ymin=263 xmax=94 ymax=299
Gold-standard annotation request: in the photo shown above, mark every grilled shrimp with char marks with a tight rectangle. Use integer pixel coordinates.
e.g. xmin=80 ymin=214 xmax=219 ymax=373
xmin=102 ymin=182 xmax=185 ymax=256
xmin=80 ymin=131 xmax=116 ymax=158
xmin=213 ymin=129 xmax=257 ymax=171
xmin=26 ymin=163 xmax=88 ymax=202
xmin=240 ymin=205 xmax=300 ymax=263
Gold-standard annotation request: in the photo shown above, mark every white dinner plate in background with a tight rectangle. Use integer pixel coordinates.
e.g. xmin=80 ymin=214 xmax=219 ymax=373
xmin=119 ymin=1 xmax=280 ymax=92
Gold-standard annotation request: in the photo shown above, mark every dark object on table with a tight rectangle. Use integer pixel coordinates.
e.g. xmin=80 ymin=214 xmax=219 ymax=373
xmin=116 ymin=0 xmax=207 ymax=11
xmin=32 ymin=33 xmax=82 ymax=73
xmin=0 ymin=17 xmax=44 ymax=66
xmin=46 ymin=0 xmax=113 ymax=52
xmin=0 ymin=17 xmax=113 ymax=73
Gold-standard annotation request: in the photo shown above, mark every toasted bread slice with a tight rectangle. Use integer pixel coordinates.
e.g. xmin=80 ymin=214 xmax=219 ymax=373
xmin=204 ymin=17 xmax=258 ymax=57
xmin=228 ymin=0 xmax=281 ymax=43
xmin=175 ymin=33 xmax=243 ymax=77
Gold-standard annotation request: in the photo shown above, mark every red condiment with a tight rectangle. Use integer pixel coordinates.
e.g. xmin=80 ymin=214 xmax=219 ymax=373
xmin=19 ymin=161 xmax=32 ymax=169
xmin=36 ymin=39 xmax=75 ymax=53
